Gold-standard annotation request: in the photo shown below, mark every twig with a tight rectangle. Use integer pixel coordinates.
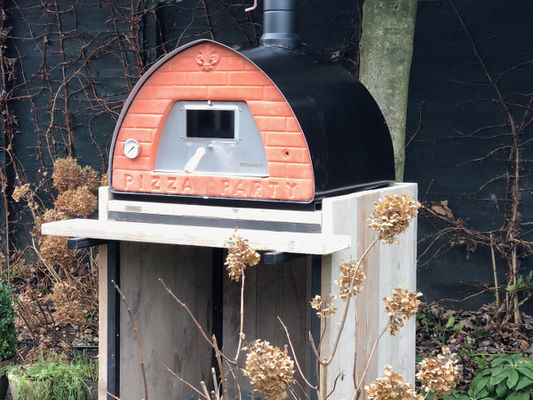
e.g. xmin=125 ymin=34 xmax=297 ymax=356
xmin=323 ymin=237 xmax=379 ymax=366
xmin=212 ymin=334 xmax=231 ymax=400
xmin=112 ymin=280 xmax=149 ymax=400
xmin=352 ymin=323 xmax=389 ymax=400
xmin=160 ymin=278 xmax=233 ymax=365
xmin=159 ymin=278 xmax=214 ymax=348
xmin=278 ymin=317 xmax=317 ymax=390
xmin=200 ymin=381 xmax=211 ymax=399
xmin=490 ymin=233 xmax=500 ymax=307
xmin=211 ymin=367 xmax=220 ymax=399
xmin=234 ymin=273 xmax=246 ymax=360
xmin=325 ymin=372 xmax=343 ymax=400
xmin=165 ymin=365 xmax=208 ymax=400
xmin=100 ymin=388 xmax=120 ymax=400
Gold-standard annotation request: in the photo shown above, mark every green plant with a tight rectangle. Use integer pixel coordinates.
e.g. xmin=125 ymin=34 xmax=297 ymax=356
xmin=458 ymin=338 xmax=491 ymax=370
xmin=417 ymin=311 xmax=464 ymax=344
xmin=446 ymin=354 xmax=533 ymax=400
xmin=506 ymin=272 xmax=533 ymax=298
xmin=8 ymin=353 xmax=97 ymax=400
xmin=0 ymin=283 xmax=16 ymax=362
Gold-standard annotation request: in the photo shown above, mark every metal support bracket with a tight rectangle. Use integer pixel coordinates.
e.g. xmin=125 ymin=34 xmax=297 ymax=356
xmin=263 ymin=251 xmax=305 ymax=265
xmin=67 ymin=237 xmax=110 ymax=249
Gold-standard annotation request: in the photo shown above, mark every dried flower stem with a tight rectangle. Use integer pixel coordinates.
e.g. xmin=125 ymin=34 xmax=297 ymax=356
xmin=323 ymin=236 xmax=379 ymax=366
xmin=159 ymin=278 xmax=233 ymax=364
xmin=224 ymin=358 xmax=242 ymax=397
xmin=353 ymin=306 xmax=359 ymax=388
xmin=165 ymin=365 xmax=209 ymax=400
xmin=31 ymin=237 xmax=61 ymax=284
xmin=15 ymin=305 xmax=38 ymax=343
xmin=325 ymin=372 xmax=344 ymax=400
xmin=278 ymin=317 xmax=318 ymax=390
xmin=352 ymin=323 xmax=390 ymax=400
xmin=211 ymin=367 xmax=220 ymax=399
xmin=112 ymin=280 xmax=148 ymax=400
xmin=489 ymin=233 xmax=500 ymax=306
xmin=101 ymin=389 xmax=120 ymax=400
xmin=234 ymin=273 xmax=246 ymax=361
xmin=212 ymin=334 xmax=231 ymax=400
xmin=200 ymin=381 xmax=211 ymax=399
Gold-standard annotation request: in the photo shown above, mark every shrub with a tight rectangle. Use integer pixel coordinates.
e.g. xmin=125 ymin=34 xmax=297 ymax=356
xmin=445 ymin=353 xmax=533 ymax=400
xmin=8 ymin=353 xmax=96 ymax=400
xmin=0 ymin=283 xmax=16 ymax=362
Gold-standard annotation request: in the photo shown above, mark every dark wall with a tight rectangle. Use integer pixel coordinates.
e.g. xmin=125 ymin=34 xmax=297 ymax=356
xmin=405 ymin=0 xmax=533 ymax=313
xmin=0 ymin=0 xmax=361 ymax=257
xmin=2 ymin=0 xmax=532 ymax=314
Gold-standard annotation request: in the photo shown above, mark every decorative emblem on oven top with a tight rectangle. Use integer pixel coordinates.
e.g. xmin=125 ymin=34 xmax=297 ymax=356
xmin=196 ymin=46 xmax=220 ymax=72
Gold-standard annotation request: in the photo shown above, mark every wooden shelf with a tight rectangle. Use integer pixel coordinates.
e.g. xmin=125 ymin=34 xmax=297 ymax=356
xmin=42 ymin=218 xmax=351 ymax=255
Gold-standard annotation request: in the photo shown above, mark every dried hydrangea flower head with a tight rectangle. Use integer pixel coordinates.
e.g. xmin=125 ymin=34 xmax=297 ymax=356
xmin=11 ymin=183 xmax=30 ymax=203
xmin=52 ymin=157 xmax=100 ymax=193
xmin=54 ymin=186 xmax=97 ymax=218
xmin=310 ymin=294 xmax=337 ymax=318
xmin=416 ymin=346 xmax=461 ymax=399
xmin=365 ymin=365 xmax=423 ymax=400
xmin=335 ymin=260 xmax=366 ymax=300
xmin=368 ymin=194 xmax=421 ymax=244
xmin=52 ymin=157 xmax=83 ymax=193
xmin=224 ymin=231 xmax=260 ymax=281
xmin=383 ymin=285 xmax=422 ymax=335
xmin=39 ymin=235 xmax=78 ymax=267
xmin=243 ymin=340 xmax=295 ymax=400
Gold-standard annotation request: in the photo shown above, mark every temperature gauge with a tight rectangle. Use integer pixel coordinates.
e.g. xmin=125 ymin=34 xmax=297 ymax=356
xmin=124 ymin=138 xmax=140 ymax=159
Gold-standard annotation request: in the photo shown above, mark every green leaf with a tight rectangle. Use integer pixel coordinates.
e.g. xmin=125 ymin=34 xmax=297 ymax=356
xmin=472 ymin=377 xmax=489 ymax=395
xmin=507 ymin=369 xmax=520 ymax=389
xmin=496 ymin=382 xmax=509 ymax=398
xmin=493 ymin=356 xmax=513 ymax=367
xmin=517 ymin=366 xmax=533 ymax=380
xmin=445 ymin=316 xmax=456 ymax=329
xmin=491 ymin=372 xmax=509 ymax=386
xmin=453 ymin=323 xmax=465 ymax=332
xmin=515 ymin=377 xmax=533 ymax=391
xmin=505 ymin=392 xmax=529 ymax=400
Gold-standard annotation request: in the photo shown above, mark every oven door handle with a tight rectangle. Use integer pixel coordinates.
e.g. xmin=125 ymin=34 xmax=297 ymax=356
xmin=184 ymin=146 xmax=208 ymax=173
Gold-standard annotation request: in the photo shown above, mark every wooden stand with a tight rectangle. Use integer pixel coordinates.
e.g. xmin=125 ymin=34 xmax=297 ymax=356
xmin=42 ymin=183 xmax=417 ymax=400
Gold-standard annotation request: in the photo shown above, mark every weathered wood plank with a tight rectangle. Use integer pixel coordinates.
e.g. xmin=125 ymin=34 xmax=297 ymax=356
xmin=98 ymin=244 xmax=108 ymax=400
xmin=42 ymin=219 xmax=351 ymax=255
xmin=320 ymin=183 xmax=418 ymax=397
xmin=119 ymin=243 xmax=213 ymax=399
xmin=222 ymin=257 xmax=310 ymax=397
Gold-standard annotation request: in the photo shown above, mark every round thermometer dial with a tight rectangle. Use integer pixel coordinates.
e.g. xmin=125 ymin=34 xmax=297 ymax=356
xmin=123 ymin=138 xmax=140 ymax=159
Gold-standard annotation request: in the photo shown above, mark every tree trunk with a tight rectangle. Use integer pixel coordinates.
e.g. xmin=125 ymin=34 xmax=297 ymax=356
xmin=359 ymin=0 xmax=418 ymax=181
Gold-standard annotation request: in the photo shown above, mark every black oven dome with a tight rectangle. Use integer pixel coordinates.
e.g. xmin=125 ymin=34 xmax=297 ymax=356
xmin=240 ymin=44 xmax=395 ymax=198
xmin=109 ymin=39 xmax=394 ymax=203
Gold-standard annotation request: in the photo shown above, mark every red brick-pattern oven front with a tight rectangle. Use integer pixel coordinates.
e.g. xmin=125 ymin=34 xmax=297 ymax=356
xmin=111 ymin=42 xmax=314 ymax=201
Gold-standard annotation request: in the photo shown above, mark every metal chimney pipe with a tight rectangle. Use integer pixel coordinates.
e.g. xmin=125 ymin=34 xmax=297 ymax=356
xmin=260 ymin=0 xmax=301 ymax=50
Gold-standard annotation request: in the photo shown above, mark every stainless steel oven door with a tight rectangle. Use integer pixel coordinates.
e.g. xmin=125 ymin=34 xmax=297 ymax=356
xmin=155 ymin=101 xmax=268 ymax=177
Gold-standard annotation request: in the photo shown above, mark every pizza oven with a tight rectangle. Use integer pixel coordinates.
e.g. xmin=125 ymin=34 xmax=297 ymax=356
xmin=42 ymin=4 xmax=417 ymax=398
xmin=109 ymin=0 xmax=395 ymax=205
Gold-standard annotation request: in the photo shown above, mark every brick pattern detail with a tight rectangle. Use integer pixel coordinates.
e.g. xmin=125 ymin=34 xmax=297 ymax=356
xmin=112 ymin=42 xmax=314 ymax=201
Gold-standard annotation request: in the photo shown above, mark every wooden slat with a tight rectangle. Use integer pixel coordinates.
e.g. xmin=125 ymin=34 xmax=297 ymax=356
xmin=106 ymin=198 xmax=322 ymax=224
xmin=42 ymin=219 xmax=350 ymax=255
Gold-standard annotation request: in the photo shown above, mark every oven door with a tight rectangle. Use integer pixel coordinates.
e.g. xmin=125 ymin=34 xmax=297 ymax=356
xmin=155 ymin=101 xmax=268 ymax=177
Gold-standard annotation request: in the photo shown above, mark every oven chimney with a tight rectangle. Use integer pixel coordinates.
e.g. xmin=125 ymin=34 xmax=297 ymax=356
xmin=260 ymin=0 xmax=301 ymax=50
